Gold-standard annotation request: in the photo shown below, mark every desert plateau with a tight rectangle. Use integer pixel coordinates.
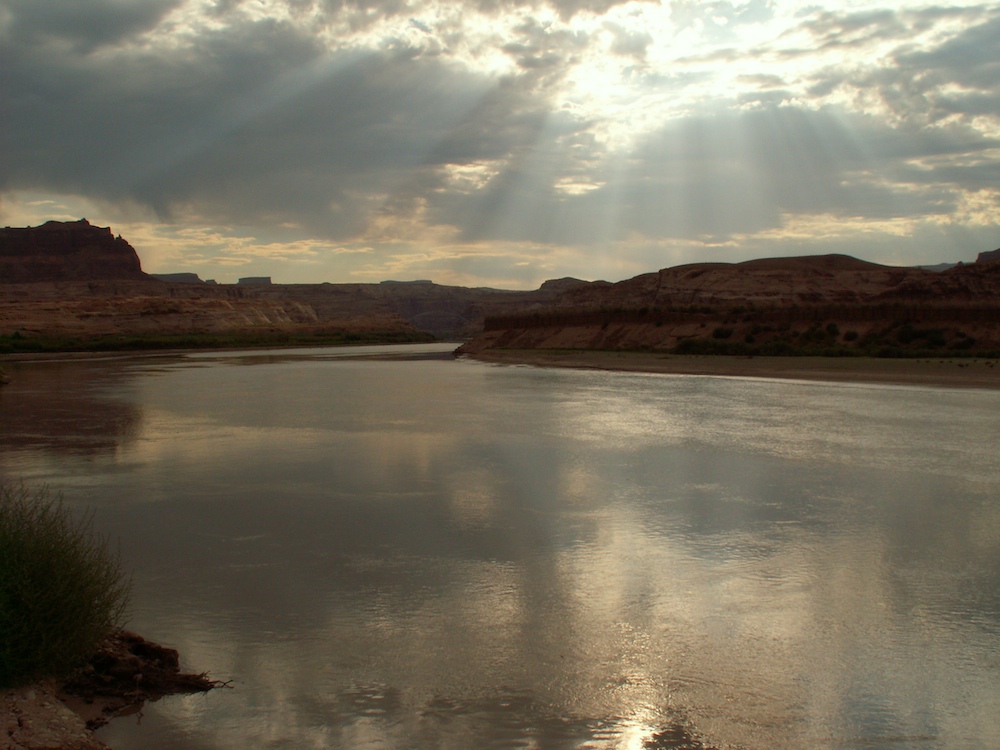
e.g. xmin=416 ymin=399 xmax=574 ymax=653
xmin=3 ymin=220 xmax=999 ymax=368
xmin=2 ymin=221 xmax=1000 ymax=394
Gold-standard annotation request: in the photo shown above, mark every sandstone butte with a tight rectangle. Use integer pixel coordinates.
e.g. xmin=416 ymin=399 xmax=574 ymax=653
xmin=1 ymin=219 xmax=999 ymax=357
xmin=0 ymin=220 xmax=582 ymax=344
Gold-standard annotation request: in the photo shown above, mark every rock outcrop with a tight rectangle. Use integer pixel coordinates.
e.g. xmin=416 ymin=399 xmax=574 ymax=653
xmin=3 ymin=220 xmax=998 ymax=353
xmin=0 ymin=220 xmax=147 ymax=283
xmin=1 ymin=630 xmax=219 ymax=750
xmin=459 ymin=254 xmax=1000 ymax=356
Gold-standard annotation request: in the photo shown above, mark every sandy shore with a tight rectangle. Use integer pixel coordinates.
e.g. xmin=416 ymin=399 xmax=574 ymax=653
xmin=3 ymin=682 xmax=108 ymax=750
xmin=462 ymin=349 xmax=1000 ymax=390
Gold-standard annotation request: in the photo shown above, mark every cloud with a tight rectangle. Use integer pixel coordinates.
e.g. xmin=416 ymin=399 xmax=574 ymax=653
xmin=1 ymin=14 xmax=498 ymax=234
xmin=1 ymin=0 xmax=999 ymax=286
xmin=795 ymin=8 xmax=906 ymax=50
xmin=425 ymin=102 xmax=1000 ymax=249
xmin=786 ymin=6 xmax=999 ymax=124
xmin=0 ymin=0 xmax=183 ymax=52
xmin=891 ymin=10 xmax=1000 ymax=116
xmin=670 ymin=0 xmax=776 ymax=41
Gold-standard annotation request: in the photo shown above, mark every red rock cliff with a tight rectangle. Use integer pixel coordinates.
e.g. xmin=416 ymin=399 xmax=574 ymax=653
xmin=0 ymin=219 xmax=147 ymax=283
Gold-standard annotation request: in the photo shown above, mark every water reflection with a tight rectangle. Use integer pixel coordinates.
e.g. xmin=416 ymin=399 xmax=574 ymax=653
xmin=1 ymin=346 xmax=998 ymax=749
xmin=0 ymin=358 xmax=144 ymax=457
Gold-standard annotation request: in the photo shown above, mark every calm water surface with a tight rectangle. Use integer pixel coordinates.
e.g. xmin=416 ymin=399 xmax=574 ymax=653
xmin=1 ymin=343 xmax=999 ymax=749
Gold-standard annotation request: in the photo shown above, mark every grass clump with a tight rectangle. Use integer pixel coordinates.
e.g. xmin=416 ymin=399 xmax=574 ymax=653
xmin=0 ymin=482 xmax=130 ymax=688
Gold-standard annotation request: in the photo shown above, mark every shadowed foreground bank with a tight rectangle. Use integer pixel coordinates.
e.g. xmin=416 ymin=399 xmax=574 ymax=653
xmin=1 ymin=481 xmax=220 ymax=749
xmin=461 ymin=349 xmax=1000 ymax=389
xmin=2 ymin=631 xmax=220 ymax=750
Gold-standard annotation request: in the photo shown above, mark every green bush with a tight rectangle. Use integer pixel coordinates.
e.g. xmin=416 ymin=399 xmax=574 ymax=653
xmin=0 ymin=483 xmax=130 ymax=688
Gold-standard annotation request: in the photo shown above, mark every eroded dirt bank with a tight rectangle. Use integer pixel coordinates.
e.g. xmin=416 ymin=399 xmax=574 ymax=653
xmin=2 ymin=631 xmax=221 ymax=750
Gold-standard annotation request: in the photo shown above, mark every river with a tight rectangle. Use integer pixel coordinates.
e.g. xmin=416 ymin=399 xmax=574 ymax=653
xmin=1 ymin=343 xmax=998 ymax=749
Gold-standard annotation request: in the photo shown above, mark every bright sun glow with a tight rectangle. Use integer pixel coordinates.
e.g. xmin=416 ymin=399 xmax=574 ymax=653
xmin=3 ymin=0 xmax=998 ymax=285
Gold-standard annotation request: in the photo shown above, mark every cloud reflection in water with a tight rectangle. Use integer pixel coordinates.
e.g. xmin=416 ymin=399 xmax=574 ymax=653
xmin=1 ymin=348 xmax=998 ymax=749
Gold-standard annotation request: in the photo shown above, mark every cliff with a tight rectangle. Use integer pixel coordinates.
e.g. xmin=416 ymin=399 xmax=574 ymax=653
xmin=0 ymin=279 xmax=433 ymax=345
xmin=0 ymin=221 xmax=594 ymax=343
xmin=0 ymin=221 xmax=433 ymax=344
xmin=459 ymin=254 xmax=1000 ymax=357
xmin=0 ymin=220 xmax=147 ymax=283
xmin=4 ymin=220 xmax=998 ymax=356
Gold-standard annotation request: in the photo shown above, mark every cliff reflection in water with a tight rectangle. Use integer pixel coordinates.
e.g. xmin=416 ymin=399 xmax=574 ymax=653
xmin=0 ymin=344 xmax=998 ymax=749
xmin=0 ymin=358 xmax=144 ymax=457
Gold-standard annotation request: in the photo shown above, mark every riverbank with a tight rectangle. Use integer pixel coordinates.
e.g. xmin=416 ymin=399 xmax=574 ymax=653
xmin=462 ymin=349 xmax=1000 ymax=389
xmin=1 ymin=631 xmax=219 ymax=750
xmin=0 ymin=328 xmax=435 ymax=356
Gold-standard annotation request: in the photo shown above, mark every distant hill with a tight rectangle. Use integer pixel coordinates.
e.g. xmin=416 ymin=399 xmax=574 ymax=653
xmin=151 ymin=273 xmax=206 ymax=284
xmin=916 ymin=247 xmax=1000 ymax=271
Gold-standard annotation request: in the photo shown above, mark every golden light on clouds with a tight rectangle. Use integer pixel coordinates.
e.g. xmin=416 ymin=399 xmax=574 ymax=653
xmin=2 ymin=0 xmax=998 ymax=285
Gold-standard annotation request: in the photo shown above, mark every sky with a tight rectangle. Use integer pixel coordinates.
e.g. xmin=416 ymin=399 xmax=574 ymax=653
xmin=2 ymin=0 xmax=999 ymax=287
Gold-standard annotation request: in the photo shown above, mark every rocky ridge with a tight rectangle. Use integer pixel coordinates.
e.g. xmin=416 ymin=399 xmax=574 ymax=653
xmin=458 ymin=253 xmax=1000 ymax=356
xmin=0 ymin=221 xmax=589 ymax=343
xmin=3 ymin=221 xmax=998 ymax=355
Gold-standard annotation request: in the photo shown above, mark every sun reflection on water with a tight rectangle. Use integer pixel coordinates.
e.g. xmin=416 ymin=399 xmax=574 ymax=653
xmin=2 ymin=349 xmax=999 ymax=749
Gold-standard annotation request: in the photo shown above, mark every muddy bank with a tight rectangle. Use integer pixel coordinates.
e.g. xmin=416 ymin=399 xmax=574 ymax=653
xmin=461 ymin=349 xmax=1000 ymax=389
xmin=2 ymin=631 xmax=222 ymax=750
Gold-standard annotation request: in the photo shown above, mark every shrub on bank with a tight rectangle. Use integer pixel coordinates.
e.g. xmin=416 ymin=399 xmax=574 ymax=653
xmin=0 ymin=329 xmax=436 ymax=354
xmin=0 ymin=483 xmax=130 ymax=689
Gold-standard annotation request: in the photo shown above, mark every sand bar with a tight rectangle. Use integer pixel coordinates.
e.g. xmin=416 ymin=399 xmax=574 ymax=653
xmin=462 ymin=349 xmax=1000 ymax=390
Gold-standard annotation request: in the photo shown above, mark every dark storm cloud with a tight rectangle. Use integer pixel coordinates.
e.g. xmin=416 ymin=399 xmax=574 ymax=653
xmin=1 ymin=0 xmax=998 ymax=272
xmin=0 ymin=7 xmax=521 ymax=238
xmin=2 ymin=17 xmax=321 ymax=200
xmin=1 ymin=0 xmax=183 ymax=52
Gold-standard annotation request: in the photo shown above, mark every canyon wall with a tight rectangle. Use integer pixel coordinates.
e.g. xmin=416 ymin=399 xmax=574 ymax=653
xmin=0 ymin=220 xmax=146 ymax=283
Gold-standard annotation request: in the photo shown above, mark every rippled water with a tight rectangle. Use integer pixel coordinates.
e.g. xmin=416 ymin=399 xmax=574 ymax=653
xmin=1 ymin=343 xmax=999 ymax=749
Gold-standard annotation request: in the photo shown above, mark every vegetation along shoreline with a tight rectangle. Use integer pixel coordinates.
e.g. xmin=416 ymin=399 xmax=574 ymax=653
xmin=0 ymin=483 xmax=222 ymax=749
